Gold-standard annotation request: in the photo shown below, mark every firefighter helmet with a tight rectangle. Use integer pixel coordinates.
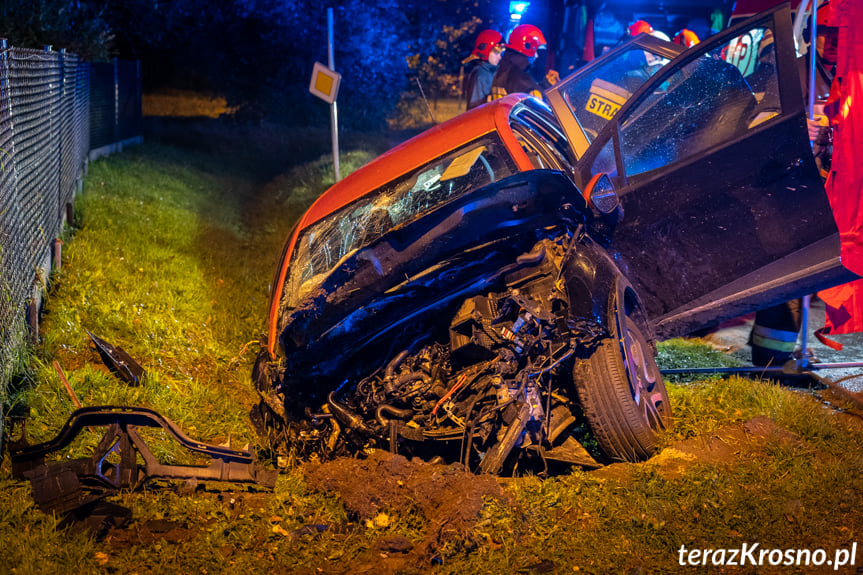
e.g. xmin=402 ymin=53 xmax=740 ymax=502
xmin=817 ymin=1 xmax=837 ymax=27
xmin=673 ymin=29 xmax=700 ymax=48
xmin=472 ymin=29 xmax=504 ymax=60
xmin=507 ymin=24 xmax=547 ymax=58
xmin=628 ymin=20 xmax=654 ymax=37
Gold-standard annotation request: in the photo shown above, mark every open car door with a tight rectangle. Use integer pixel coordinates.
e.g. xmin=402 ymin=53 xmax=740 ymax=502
xmin=546 ymin=34 xmax=683 ymax=159
xmin=553 ymin=4 xmax=858 ymax=339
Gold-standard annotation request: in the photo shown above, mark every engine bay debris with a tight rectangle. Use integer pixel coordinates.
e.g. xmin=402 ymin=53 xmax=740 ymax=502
xmin=255 ymin=236 xmax=611 ymax=475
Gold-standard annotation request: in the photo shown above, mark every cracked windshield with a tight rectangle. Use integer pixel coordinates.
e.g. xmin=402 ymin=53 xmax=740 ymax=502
xmin=284 ymin=135 xmax=517 ymax=308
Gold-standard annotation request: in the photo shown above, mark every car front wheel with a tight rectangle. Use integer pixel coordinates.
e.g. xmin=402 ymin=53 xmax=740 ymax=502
xmin=572 ymin=288 xmax=671 ymax=462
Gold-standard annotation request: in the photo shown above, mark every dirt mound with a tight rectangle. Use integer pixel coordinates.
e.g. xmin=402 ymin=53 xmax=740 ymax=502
xmin=304 ymin=450 xmax=512 ymax=573
xmin=593 ymin=416 xmax=803 ymax=481
xmin=672 ymin=415 xmax=801 ymax=462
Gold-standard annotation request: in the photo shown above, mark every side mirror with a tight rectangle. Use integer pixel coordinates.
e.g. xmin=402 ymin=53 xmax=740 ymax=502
xmin=582 ymin=173 xmax=619 ymax=214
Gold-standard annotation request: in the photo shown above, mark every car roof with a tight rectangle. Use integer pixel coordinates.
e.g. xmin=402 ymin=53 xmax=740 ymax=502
xmin=294 ymin=94 xmax=529 ymax=234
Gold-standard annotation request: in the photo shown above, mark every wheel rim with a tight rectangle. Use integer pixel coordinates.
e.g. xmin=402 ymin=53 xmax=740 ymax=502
xmin=617 ymin=309 xmax=667 ymax=432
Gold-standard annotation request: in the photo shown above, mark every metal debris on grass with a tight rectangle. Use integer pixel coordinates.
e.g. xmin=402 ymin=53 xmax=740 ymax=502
xmin=86 ymin=330 xmax=146 ymax=385
xmin=9 ymin=406 xmax=277 ymax=533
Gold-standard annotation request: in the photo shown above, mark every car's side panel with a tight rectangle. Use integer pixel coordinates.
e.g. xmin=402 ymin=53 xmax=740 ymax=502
xmin=560 ymin=233 xmax=624 ymax=336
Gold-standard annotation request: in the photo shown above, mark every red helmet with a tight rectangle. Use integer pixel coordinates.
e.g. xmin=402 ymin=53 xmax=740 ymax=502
xmin=472 ymin=29 xmax=503 ymax=60
xmin=817 ymin=1 xmax=837 ymax=27
xmin=672 ymin=29 xmax=700 ymax=48
xmin=507 ymin=24 xmax=547 ymax=58
xmin=628 ymin=20 xmax=654 ymax=37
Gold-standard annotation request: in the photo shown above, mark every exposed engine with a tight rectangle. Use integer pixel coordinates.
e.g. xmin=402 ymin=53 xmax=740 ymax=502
xmin=255 ymin=238 xmax=609 ymax=475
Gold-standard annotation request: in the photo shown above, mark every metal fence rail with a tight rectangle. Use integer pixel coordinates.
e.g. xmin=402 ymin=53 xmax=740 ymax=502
xmin=0 ymin=43 xmax=141 ymax=450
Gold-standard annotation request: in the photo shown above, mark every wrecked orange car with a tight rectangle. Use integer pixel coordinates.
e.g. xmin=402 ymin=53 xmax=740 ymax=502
xmin=252 ymin=6 xmax=852 ymax=474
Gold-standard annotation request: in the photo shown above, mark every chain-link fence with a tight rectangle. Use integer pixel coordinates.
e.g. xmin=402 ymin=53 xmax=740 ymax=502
xmin=0 ymin=42 xmax=141 ymax=451
xmin=90 ymin=60 xmax=142 ymax=156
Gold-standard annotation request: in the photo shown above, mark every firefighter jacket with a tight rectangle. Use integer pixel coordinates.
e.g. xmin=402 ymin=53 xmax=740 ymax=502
xmin=464 ymin=60 xmax=498 ymax=110
xmin=490 ymin=51 xmax=542 ymax=100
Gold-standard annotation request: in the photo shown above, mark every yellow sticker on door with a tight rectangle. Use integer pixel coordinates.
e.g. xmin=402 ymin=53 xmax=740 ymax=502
xmin=585 ymin=79 xmax=629 ymax=121
xmin=586 ymin=93 xmax=621 ymax=120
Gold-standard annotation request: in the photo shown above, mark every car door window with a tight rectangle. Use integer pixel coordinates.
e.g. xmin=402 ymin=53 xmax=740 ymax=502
xmin=557 ymin=45 xmax=673 ymax=143
xmin=605 ymin=22 xmax=781 ymax=180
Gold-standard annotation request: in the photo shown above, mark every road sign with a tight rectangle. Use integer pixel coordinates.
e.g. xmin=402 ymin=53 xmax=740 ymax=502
xmin=309 ymin=61 xmax=341 ymax=104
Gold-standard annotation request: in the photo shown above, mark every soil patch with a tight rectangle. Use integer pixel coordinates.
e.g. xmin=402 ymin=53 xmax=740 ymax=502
xmin=105 ymin=519 xmax=195 ymax=548
xmin=593 ymin=416 xmax=803 ymax=481
xmin=304 ymin=450 xmax=513 ymax=573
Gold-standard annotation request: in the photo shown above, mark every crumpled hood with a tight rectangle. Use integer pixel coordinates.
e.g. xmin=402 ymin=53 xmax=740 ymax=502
xmin=278 ymin=170 xmax=587 ymax=387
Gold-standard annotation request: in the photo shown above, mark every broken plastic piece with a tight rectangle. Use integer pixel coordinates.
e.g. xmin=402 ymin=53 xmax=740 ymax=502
xmin=86 ymin=330 xmax=146 ymax=385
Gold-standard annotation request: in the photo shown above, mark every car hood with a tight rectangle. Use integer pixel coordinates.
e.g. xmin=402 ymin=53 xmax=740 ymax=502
xmin=278 ymin=170 xmax=587 ymax=388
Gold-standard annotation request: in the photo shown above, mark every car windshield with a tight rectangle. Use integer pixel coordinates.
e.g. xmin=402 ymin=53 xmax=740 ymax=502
xmin=557 ymin=44 xmax=673 ymax=142
xmin=283 ymin=134 xmax=518 ymax=309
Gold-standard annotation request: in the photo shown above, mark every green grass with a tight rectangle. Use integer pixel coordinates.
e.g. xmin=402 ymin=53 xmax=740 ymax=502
xmin=2 ymin=133 xmax=863 ymax=574
xmin=656 ymin=336 xmax=745 ymax=383
xmin=20 ymin=145 xmax=264 ymax=451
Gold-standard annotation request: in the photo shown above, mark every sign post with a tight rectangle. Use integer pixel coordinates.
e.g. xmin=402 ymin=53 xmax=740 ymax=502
xmin=327 ymin=8 xmax=340 ymax=182
xmin=308 ymin=8 xmax=341 ymax=182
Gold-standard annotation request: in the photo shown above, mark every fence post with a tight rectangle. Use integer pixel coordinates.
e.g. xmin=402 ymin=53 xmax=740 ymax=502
xmin=0 ymin=38 xmax=7 ymax=458
xmin=0 ymin=37 xmax=19 ymax=241
xmin=81 ymin=60 xmax=89 ymax=178
xmin=137 ymin=60 xmax=142 ymax=138
xmin=0 ymin=38 xmax=16 ymax=167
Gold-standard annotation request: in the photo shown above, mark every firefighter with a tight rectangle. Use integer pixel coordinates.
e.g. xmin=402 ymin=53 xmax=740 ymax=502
xmin=490 ymin=24 xmax=555 ymax=100
xmin=807 ymin=2 xmax=839 ymax=175
xmin=463 ymin=29 xmax=504 ymax=110
xmin=749 ymin=1 xmax=844 ymax=366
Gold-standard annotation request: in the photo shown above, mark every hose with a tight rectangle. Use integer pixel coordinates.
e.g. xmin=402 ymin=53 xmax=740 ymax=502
xmin=375 ymin=404 xmax=414 ymax=427
xmin=385 ymin=350 xmax=410 ymax=379
xmin=326 ymin=392 xmax=371 ymax=434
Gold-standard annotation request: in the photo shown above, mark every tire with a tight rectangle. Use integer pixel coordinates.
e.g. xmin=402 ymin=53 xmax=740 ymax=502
xmin=572 ymin=289 xmax=671 ymax=462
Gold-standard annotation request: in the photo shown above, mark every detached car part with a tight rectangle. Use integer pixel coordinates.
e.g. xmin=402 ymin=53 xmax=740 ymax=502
xmin=10 ymin=406 xmax=276 ymax=515
xmin=87 ymin=330 xmax=146 ymax=385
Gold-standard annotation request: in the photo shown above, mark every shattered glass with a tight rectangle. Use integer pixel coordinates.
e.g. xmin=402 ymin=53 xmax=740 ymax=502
xmin=284 ymin=135 xmax=518 ymax=309
xmin=592 ymin=25 xmax=781 ymax=181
